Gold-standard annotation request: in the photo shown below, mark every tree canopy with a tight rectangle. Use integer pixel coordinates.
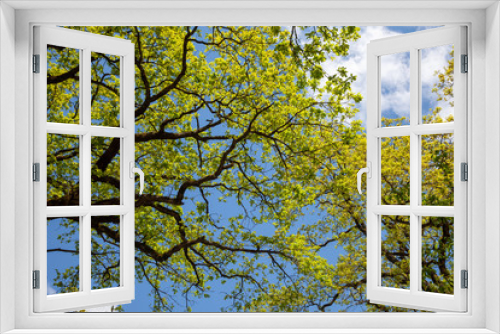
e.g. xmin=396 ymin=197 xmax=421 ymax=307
xmin=46 ymin=26 xmax=455 ymax=312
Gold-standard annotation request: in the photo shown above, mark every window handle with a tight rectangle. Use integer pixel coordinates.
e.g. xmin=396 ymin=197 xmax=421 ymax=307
xmin=130 ymin=162 xmax=144 ymax=195
xmin=357 ymin=162 xmax=372 ymax=195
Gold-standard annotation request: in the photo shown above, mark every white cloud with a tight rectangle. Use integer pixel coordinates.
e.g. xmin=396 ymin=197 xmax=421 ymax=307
xmin=421 ymin=44 xmax=454 ymax=120
xmin=421 ymin=45 xmax=452 ymax=84
xmin=323 ymin=26 xmax=403 ymax=125
xmin=380 ymin=51 xmax=410 ymax=119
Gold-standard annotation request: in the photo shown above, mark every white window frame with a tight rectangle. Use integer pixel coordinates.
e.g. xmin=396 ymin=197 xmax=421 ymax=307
xmin=365 ymin=26 xmax=467 ymax=312
xmin=1 ymin=1 xmax=499 ymax=333
xmin=33 ymin=26 xmax=136 ymax=312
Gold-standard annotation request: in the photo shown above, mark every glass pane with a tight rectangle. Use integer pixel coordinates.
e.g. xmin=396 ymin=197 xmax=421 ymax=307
xmin=47 ymin=217 xmax=80 ymax=295
xmin=380 ymin=52 xmax=410 ymax=127
xmin=47 ymin=134 xmax=80 ymax=206
xmin=47 ymin=45 xmax=80 ymax=124
xmin=381 ymin=136 xmax=410 ymax=205
xmin=381 ymin=215 xmax=410 ymax=289
xmin=91 ymin=216 xmax=120 ymax=290
xmin=421 ymin=134 xmax=454 ymax=206
xmin=91 ymin=137 xmax=120 ymax=205
xmin=421 ymin=44 xmax=454 ymax=124
xmin=91 ymin=52 xmax=121 ymax=127
xmin=422 ymin=217 xmax=454 ymax=294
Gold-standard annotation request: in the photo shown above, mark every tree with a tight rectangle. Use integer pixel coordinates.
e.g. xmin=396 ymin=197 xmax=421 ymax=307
xmin=46 ymin=26 xmax=454 ymax=312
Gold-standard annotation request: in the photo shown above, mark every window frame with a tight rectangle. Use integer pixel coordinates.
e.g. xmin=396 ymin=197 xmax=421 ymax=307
xmin=0 ymin=2 xmax=496 ymax=333
xmin=33 ymin=25 xmax=136 ymax=312
xmin=365 ymin=26 xmax=468 ymax=312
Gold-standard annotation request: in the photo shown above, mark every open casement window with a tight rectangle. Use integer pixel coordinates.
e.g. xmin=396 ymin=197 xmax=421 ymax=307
xmin=33 ymin=26 xmax=138 ymax=312
xmin=364 ymin=26 xmax=467 ymax=312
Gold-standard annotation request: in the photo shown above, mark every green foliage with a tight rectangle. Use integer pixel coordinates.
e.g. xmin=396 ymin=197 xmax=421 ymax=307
xmin=46 ymin=26 xmax=454 ymax=312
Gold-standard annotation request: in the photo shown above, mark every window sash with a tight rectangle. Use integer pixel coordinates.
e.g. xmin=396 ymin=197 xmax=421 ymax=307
xmin=33 ymin=26 xmax=136 ymax=313
xmin=366 ymin=26 xmax=468 ymax=312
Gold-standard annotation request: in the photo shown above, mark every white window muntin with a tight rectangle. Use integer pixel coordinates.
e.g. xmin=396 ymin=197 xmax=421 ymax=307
xmin=366 ymin=26 xmax=467 ymax=312
xmin=33 ymin=26 xmax=136 ymax=312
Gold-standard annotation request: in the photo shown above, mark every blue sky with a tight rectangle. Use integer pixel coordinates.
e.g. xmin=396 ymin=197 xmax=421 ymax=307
xmin=48 ymin=25 xmax=453 ymax=313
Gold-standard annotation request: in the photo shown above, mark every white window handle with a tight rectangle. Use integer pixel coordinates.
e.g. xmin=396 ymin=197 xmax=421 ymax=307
xmin=130 ymin=162 xmax=144 ymax=195
xmin=357 ymin=162 xmax=372 ymax=195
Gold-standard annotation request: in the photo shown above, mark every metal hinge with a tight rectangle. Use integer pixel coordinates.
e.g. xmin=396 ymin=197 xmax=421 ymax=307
xmin=461 ymin=54 xmax=468 ymax=73
xmin=33 ymin=270 xmax=40 ymax=289
xmin=461 ymin=162 xmax=468 ymax=182
xmin=461 ymin=270 xmax=468 ymax=289
xmin=33 ymin=54 xmax=40 ymax=73
xmin=33 ymin=163 xmax=40 ymax=182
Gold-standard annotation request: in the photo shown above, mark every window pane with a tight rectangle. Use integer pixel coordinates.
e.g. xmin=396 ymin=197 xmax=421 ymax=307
xmin=91 ymin=52 xmax=121 ymax=127
xmin=421 ymin=217 xmax=454 ymax=294
xmin=91 ymin=137 xmax=120 ymax=205
xmin=421 ymin=45 xmax=454 ymax=124
xmin=381 ymin=136 xmax=410 ymax=205
xmin=421 ymin=134 xmax=454 ymax=206
xmin=380 ymin=52 xmax=410 ymax=127
xmin=47 ymin=45 xmax=80 ymax=124
xmin=47 ymin=217 xmax=80 ymax=295
xmin=381 ymin=215 xmax=410 ymax=289
xmin=47 ymin=134 xmax=80 ymax=206
xmin=91 ymin=216 xmax=120 ymax=290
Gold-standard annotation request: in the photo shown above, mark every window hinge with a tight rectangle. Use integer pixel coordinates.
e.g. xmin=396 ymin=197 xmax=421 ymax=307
xmin=461 ymin=270 xmax=468 ymax=289
xmin=461 ymin=54 xmax=468 ymax=73
xmin=461 ymin=162 xmax=468 ymax=181
xmin=33 ymin=54 xmax=40 ymax=73
xmin=33 ymin=270 xmax=40 ymax=289
xmin=33 ymin=163 xmax=40 ymax=182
